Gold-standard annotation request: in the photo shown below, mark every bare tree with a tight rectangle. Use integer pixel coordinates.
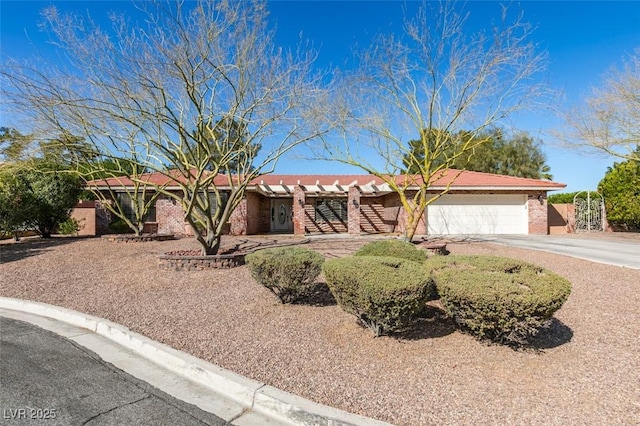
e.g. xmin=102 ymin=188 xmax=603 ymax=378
xmin=79 ymin=158 xmax=162 ymax=236
xmin=2 ymin=0 xmax=329 ymax=254
xmin=561 ymin=48 xmax=639 ymax=162
xmin=317 ymin=2 xmax=549 ymax=241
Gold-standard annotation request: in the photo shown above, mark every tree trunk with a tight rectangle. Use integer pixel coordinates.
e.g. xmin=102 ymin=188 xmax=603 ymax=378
xmin=200 ymin=233 xmax=221 ymax=256
xmin=404 ymin=210 xmax=423 ymax=242
xmin=186 ymin=218 xmax=221 ymax=256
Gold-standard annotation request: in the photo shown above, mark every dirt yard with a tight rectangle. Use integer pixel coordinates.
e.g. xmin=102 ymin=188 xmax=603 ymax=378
xmin=1 ymin=234 xmax=639 ymax=425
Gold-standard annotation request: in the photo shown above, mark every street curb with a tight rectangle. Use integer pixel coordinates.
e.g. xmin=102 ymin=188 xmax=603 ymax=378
xmin=0 ymin=297 xmax=391 ymax=426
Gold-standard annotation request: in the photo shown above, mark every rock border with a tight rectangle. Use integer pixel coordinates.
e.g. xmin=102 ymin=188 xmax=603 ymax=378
xmin=101 ymin=234 xmax=175 ymax=243
xmin=158 ymin=252 xmax=245 ymax=271
xmin=157 ymin=237 xmax=312 ymax=271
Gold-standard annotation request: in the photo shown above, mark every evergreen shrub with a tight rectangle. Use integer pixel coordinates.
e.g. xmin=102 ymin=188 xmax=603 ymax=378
xmin=245 ymin=247 xmax=324 ymax=304
xmin=354 ymin=239 xmax=426 ymax=263
xmin=323 ymin=256 xmax=434 ymax=336
xmin=426 ymin=255 xmax=572 ymax=345
xmin=57 ymin=217 xmax=81 ymax=235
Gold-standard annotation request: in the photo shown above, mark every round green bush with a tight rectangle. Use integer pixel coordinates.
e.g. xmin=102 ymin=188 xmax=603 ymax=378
xmin=354 ymin=239 xmax=426 ymax=263
xmin=57 ymin=217 xmax=81 ymax=235
xmin=426 ymin=255 xmax=572 ymax=345
xmin=245 ymin=247 xmax=324 ymax=304
xmin=323 ymin=256 xmax=434 ymax=336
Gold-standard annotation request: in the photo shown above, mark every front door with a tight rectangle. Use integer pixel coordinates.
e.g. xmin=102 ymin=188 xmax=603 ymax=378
xmin=270 ymin=199 xmax=293 ymax=233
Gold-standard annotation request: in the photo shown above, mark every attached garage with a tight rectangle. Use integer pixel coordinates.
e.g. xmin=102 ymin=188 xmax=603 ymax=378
xmin=427 ymin=194 xmax=528 ymax=235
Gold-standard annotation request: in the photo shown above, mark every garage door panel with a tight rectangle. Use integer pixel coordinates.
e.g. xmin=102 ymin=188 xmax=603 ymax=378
xmin=427 ymin=195 xmax=527 ymax=235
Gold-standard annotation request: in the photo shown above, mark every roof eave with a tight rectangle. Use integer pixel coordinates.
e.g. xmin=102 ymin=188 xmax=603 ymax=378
xmin=428 ymin=185 xmax=566 ymax=191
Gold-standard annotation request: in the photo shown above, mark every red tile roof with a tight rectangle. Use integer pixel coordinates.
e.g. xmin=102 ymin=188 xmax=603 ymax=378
xmin=89 ymin=169 xmax=565 ymax=190
xmin=89 ymin=169 xmax=236 ymax=187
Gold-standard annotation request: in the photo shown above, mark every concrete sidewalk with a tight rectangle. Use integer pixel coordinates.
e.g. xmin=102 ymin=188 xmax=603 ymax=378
xmin=0 ymin=298 xmax=391 ymax=426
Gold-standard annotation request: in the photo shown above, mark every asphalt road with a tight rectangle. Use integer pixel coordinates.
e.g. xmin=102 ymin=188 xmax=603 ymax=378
xmin=479 ymin=235 xmax=640 ymax=269
xmin=0 ymin=316 xmax=228 ymax=426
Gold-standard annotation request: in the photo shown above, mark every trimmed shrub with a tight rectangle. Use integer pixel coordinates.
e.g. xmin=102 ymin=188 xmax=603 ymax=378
xmin=426 ymin=255 xmax=572 ymax=345
xmin=354 ymin=239 xmax=426 ymax=263
xmin=245 ymin=247 xmax=324 ymax=304
xmin=57 ymin=217 xmax=82 ymax=235
xmin=323 ymin=256 xmax=434 ymax=336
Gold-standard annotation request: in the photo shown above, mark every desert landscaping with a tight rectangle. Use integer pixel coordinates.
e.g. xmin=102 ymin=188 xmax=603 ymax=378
xmin=1 ymin=234 xmax=638 ymax=425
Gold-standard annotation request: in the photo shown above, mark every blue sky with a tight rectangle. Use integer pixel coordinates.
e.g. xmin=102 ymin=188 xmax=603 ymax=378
xmin=1 ymin=1 xmax=639 ymax=193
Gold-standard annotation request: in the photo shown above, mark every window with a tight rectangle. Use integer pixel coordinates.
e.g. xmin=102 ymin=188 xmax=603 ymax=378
xmin=116 ymin=192 xmax=156 ymax=222
xmin=315 ymin=198 xmax=347 ymax=222
xmin=203 ymin=191 xmax=229 ymax=215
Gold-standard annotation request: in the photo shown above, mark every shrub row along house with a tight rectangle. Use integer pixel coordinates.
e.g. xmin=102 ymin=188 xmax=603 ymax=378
xmin=87 ymin=169 xmax=565 ymax=237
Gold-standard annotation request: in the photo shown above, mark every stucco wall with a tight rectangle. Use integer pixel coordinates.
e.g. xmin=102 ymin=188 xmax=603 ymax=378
xmin=548 ymin=203 xmax=574 ymax=234
xmin=69 ymin=201 xmax=97 ymax=236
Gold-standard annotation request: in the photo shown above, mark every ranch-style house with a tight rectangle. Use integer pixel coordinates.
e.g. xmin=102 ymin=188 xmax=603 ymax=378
xmin=85 ymin=169 xmax=566 ymax=237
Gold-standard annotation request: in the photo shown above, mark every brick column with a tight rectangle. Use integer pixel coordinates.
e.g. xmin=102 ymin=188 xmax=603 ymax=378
xmin=293 ymin=186 xmax=306 ymax=235
xmin=348 ymin=186 xmax=361 ymax=235
xmin=528 ymin=192 xmax=548 ymax=234
xmin=229 ymin=198 xmax=248 ymax=235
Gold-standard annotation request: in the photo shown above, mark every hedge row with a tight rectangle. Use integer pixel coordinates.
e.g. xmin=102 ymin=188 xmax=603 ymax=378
xmin=246 ymin=241 xmax=572 ymax=345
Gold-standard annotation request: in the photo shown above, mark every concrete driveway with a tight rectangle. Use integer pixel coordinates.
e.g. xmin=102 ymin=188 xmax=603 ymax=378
xmin=475 ymin=234 xmax=639 ymax=269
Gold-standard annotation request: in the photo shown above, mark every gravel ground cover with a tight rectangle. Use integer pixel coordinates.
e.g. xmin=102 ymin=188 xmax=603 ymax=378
xmin=1 ymin=234 xmax=639 ymax=425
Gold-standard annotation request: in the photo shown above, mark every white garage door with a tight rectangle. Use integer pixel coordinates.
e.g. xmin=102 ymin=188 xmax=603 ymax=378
xmin=427 ymin=194 xmax=527 ymax=235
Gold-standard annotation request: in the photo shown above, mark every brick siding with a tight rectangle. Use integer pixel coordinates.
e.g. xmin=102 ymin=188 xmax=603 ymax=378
xmin=156 ymin=198 xmax=190 ymax=235
xmin=527 ymin=193 xmax=548 ymax=234
xmin=94 ymin=187 xmax=555 ymax=237
xmin=348 ymin=186 xmax=361 ymax=235
xmin=293 ymin=186 xmax=306 ymax=235
xmin=303 ymin=198 xmax=348 ymax=234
